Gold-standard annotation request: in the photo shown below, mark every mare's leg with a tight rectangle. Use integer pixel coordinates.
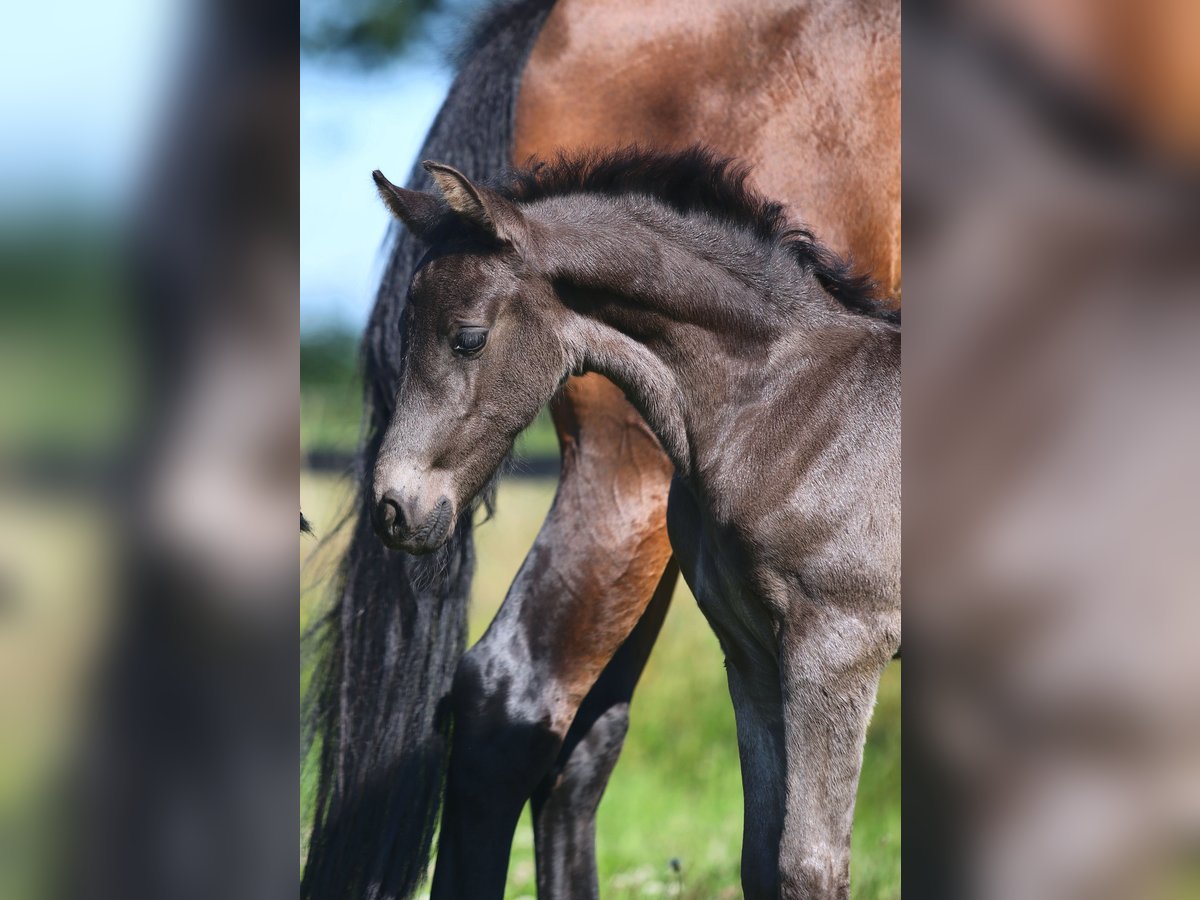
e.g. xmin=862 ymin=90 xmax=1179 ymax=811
xmin=776 ymin=604 xmax=900 ymax=899
xmin=431 ymin=374 xmax=675 ymax=900
xmin=531 ymin=560 xmax=677 ymax=898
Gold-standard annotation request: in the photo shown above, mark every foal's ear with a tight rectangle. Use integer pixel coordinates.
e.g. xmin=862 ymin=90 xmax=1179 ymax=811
xmin=372 ymin=170 xmax=440 ymax=239
xmin=422 ymin=161 xmax=524 ymax=246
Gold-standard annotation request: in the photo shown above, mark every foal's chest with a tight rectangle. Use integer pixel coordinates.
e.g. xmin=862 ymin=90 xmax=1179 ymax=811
xmin=666 ymin=477 xmax=785 ymax=664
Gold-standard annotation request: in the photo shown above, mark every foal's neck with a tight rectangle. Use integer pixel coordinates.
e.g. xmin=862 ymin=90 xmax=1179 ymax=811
xmin=536 ymin=195 xmax=891 ymax=478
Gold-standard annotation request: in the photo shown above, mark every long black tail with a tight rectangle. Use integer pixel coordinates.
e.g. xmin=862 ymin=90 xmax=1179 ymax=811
xmin=301 ymin=3 xmax=556 ymax=898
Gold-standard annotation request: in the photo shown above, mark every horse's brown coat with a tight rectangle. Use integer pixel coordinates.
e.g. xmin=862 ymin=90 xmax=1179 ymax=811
xmin=516 ymin=0 xmax=900 ymax=290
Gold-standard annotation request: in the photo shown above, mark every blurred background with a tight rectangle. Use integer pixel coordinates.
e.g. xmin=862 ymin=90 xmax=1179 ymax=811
xmin=904 ymin=2 xmax=1200 ymax=898
xmin=0 ymin=2 xmax=184 ymax=897
xmin=2 ymin=1 xmax=300 ymax=897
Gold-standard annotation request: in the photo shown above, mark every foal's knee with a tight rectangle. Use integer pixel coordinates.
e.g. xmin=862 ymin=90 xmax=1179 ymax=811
xmin=448 ymin=645 xmax=563 ymax=794
xmin=778 ymin=848 xmax=850 ymax=900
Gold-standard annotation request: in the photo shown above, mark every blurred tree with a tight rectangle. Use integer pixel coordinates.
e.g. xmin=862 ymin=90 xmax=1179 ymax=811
xmin=302 ymin=0 xmax=485 ymax=68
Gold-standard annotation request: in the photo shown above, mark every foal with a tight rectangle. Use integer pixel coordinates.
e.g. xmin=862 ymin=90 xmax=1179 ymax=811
xmin=371 ymin=148 xmax=900 ymax=899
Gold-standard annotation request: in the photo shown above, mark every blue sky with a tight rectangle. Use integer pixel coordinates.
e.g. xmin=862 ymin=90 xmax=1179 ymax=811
xmin=0 ymin=0 xmax=452 ymax=334
xmin=301 ymin=60 xmax=452 ymax=333
xmin=0 ymin=0 xmax=184 ymax=215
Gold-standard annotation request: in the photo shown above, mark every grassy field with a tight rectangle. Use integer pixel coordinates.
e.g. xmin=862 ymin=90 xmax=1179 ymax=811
xmin=301 ymin=472 xmax=900 ymax=898
xmin=300 ymin=328 xmax=560 ymax=459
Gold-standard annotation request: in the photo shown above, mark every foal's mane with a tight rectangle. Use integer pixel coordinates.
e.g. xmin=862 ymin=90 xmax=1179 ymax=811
xmin=497 ymin=146 xmax=900 ymax=324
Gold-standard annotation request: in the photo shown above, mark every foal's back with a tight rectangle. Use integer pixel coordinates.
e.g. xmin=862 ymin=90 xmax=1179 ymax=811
xmin=515 ymin=0 xmax=901 ymax=295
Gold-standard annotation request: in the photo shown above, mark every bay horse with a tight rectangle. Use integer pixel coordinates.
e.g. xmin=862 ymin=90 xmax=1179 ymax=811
xmin=370 ymin=146 xmax=900 ymax=897
xmin=301 ymin=1 xmax=898 ymax=898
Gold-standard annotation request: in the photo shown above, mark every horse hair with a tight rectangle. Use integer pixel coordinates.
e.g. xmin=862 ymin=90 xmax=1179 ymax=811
xmin=300 ymin=3 xmax=557 ymax=899
xmin=431 ymin=145 xmax=899 ymax=324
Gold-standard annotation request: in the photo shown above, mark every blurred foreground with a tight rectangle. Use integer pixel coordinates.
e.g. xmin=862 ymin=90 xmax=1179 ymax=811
xmin=904 ymin=2 xmax=1200 ymax=897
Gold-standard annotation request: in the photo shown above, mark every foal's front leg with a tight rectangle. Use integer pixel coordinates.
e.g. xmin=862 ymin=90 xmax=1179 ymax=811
xmin=724 ymin=657 xmax=788 ymax=899
xmin=776 ymin=604 xmax=900 ymax=899
xmin=666 ymin=478 xmax=789 ymax=899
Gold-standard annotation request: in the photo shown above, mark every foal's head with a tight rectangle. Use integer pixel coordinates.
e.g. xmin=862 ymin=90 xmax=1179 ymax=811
xmin=367 ymin=149 xmax=891 ymax=552
xmin=368 ymin=163 xmax=567 ymax=553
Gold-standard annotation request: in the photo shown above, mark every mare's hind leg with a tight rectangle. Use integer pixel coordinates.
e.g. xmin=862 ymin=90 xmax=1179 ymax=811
xmin=431 ymin=374 xmax=675 ymax=900
xmin=531 ymin=560 xmax=676 ymax=898
xmin=776 ymin=604 xmax=900 ymax=899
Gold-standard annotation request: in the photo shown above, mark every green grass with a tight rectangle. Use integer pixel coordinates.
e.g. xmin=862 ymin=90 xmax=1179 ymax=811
xmin=300 ymin=473 xmax=900 ymax=898
xmin=300 ymin=328 xmax=561 ymax=458
xmin=0 ymin=230 xmax=136 ymax=456
xmin=301 ymin=380 xmax=560 ymax=460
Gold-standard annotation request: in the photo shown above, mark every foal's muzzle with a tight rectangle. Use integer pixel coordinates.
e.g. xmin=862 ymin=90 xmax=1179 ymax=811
xmin=373 ymin=489 xmax=454 ymax=554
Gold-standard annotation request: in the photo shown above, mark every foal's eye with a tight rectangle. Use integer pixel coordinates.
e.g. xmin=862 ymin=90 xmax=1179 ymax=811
xmin=451 ymin=327 xmax=488 ymax=356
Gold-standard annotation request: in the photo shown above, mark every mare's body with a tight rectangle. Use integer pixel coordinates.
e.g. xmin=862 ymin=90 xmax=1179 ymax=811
xmin=369 ymin=148 xmax=901 ymax=898
xmin=302 ymin=2 xmax=898 ymax=899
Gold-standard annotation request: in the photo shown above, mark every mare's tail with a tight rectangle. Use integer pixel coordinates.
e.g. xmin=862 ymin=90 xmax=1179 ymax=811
xmin=301 ymin=3 xmax=556 ymax=897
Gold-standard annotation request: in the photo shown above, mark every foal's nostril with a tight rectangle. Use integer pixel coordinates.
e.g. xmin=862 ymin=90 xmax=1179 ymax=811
xmin=377 ymin=490 xmax=406 ymax=536
xmin=373 ymin=488 xmax=454 ymax=550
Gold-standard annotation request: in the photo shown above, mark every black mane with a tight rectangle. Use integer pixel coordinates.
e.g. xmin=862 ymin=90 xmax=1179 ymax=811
xmin=495 ymin=146 xmax=899 ymax=324
xmin=303 ymin=3 xmax=558 ymax=899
